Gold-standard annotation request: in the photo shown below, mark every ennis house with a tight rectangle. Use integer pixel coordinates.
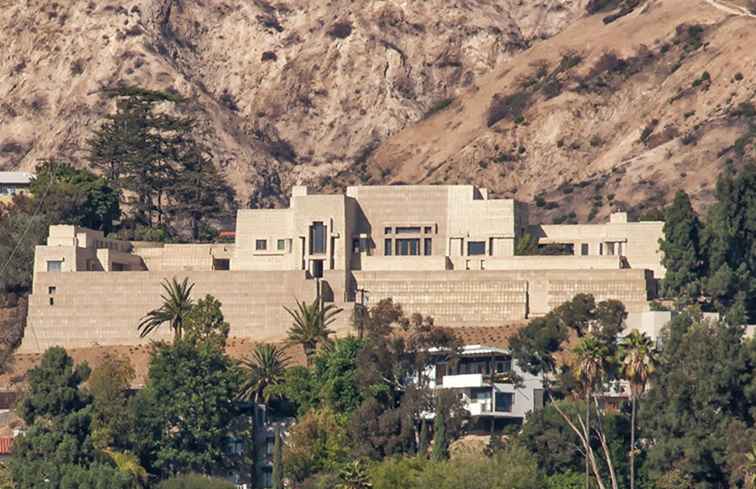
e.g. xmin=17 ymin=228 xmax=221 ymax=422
xmin=22 ymin=185 xmax=665 ymax=353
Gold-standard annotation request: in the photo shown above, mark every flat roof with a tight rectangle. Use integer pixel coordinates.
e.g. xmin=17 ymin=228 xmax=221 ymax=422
xmin=0 ymin=172 xmax=33 ymax=185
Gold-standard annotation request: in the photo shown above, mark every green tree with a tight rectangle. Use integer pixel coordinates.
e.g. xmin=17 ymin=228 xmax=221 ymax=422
xmin=619 ymin=330 xmax=657 ymax=489
xmin=166 ymin=138 xmax=235 ymax=241
xmin=641 ymin=312 xmax=755 ymax=488
xmin=138 ymin=277 xmax=195 ymax=343
xmin=272 ymin=425 xmax=284 ymax=489
xmin=704 ymin=165 xmax=756 ymax=316
xmin=285 ymin=297 xmax=342 ymax=366
xmin=10 ymin=347 xmax=134 ymax=489
xmin=659 ymin=190 xmax=703 ymax=300
xmin=88 ymin=352 xmax=136 ymax=451
xmin=156 ymin=474 xmax=237 ymax=489
xmin=418 ymin=420 xmax=429 ymax=458
xmin=283 ymin=408 xmax=349 ymax=483
xmin=431 ymin=399 xmax=448 ymax=462
xmin=337 ymin=460 xmax=372 ymax=489
xmin=183 ymin=294 xmax=230 ymax=350
xmin=519 ymin=402 xmax=585 ymax=476
xmin=31 ymin=160 xmax=120 ymax=233
xmin=0 ymin=195 xmax=51 ymax=294
xmin=134 ymin=341 xmax=244 ymax=477
xmin=239 ymin=343 xmax=290 ymax=404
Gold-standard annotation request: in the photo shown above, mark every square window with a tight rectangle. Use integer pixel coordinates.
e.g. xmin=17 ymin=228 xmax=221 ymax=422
xmin=384 ymin=227 xmax=392 ymax=234
xmin=46 ymin=260 xmax=63 ymax=272
xmin=424 ymin=226 xmax=433 ymax=234
xmin=277 ymin=239 xmax=286 ymax=251
xmin=495 ymin=392 xmax=514 ymax=413
xmin=48 ymin=286 xmax=56 ymax=295
xmin=256 ymin=239 xmax=267 ymax=251
xmin=396 ymin=238 xmax=420 ymax=256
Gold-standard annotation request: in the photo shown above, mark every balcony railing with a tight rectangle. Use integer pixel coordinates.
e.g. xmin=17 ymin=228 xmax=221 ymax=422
xmin=441 ymin=373 xmax=486 ymax=388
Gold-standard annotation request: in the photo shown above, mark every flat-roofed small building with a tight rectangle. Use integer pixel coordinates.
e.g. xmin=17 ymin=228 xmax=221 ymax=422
xmin=22 ymin=184 xmax=666 ymax=352
xmin=0 ymin=172 xmax=33 ymax=203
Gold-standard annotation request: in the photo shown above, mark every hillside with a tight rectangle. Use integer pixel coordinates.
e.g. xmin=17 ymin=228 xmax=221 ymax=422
xmin=0 ymin=0 xmax=589 ymax=207
xmin=367 ymin=0 xmax=756 ymax=222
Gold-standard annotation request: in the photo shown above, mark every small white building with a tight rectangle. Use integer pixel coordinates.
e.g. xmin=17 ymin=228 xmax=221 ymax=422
xmin=425 ymin=344 xmax=544 ymax=430
xmin=0 ymin=171 xmax=33 ymax=202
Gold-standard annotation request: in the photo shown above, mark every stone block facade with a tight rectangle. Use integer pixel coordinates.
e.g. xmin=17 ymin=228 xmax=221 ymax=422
xmin=22 ymin=185 xmax=665 ymax=352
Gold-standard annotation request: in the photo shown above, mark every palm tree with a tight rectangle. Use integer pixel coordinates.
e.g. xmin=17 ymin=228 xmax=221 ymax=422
xmin=620 ymin=330 xmax=657 ymax=489
xmin=574 ymin=335 xmax=610 ymax=489
xmin=239 ymin=343 xmax=290 ymax=404
xmin=284 ymin=297 xmax=342 ymax=366
xmin=138 ymin=277 xmax=195 ymax=343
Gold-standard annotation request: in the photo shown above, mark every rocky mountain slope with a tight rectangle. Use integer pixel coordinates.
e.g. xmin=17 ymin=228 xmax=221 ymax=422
xmin=1 ymin=0 xmax=753 ymax=218
xmin=0 ymin=0 xmax=589 ymax=206
xmin=367 ymin=0 xmax=756 ymax=222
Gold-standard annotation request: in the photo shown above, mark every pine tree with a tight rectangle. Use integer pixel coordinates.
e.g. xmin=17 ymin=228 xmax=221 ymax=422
xmin=272 ymin=425 xmax=284 ymax=489
xmin=659 ymin=190 xmax=703 ymax=300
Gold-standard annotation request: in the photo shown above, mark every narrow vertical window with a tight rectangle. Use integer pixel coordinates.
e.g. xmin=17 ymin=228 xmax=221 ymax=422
xmin=384 ymin=239 xmax=392 ymax=256
xmin=424 ymin=238 xmax=432 ymax=256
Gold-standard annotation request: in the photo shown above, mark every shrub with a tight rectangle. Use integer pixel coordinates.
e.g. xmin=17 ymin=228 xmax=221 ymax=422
xmin=545 ymin=471 xmax=583 ymax=489
xmin=157 ymin=475 xmax=236 ymax=489
xmin=586 ymin=0 xmax=620 ymax=14
xmin=486 ymin=92 xmax=530 ymax=127
xmin=542 ymin=79 xmax=562 ymax=99
xmin=219 ymin=90 xmax=239 ymax=112
xmin=734 ymin=72 xmax=744 ymax=81
xmin=544 ymin=201 xmax=560 ymax=210
xmin=328 ymin=21 xmax=353 ymax=39
xmin=424 ymin=98 xmax=454 ymax=118
xmin=535 ymin=195 xmax=546 ymax=207
xmin=681 ymin=132 xmax=698 ymax=145
xmin=261 ymin=51 xmax=277 ymax=62
xmin=640 ymin=119 xmax=659 ymax=143
xmin=590 ymin=135 xmax=603 ymax=147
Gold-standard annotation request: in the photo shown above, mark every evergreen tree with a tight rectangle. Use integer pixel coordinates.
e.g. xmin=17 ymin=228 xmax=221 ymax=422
xmin=418 ymin=419 xmax=429 ymax=458
xmin=10 ymin=347 xmax=133 ymax=489
xmin=167 ymin=138 xmax=235 ymax=241
xmin=659 ymin=190 xmax=703 ymax=300
xmin=641 ymin=310 xmax=755 ymax=488
xmin=431 ymin=399 xmax=448 ymax=461
xmin=272 ymin=425 xmax=284 ymax=489
xmin=703 ymin=165 xmax=756 ymax=316
xmin=133 ymin=340 xmax=245 ymax=477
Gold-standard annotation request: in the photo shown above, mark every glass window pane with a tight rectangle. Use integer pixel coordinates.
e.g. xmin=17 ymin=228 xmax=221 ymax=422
xmin=467 ymin=241 xmax=486 ymax=256
xmin=495 ymin=392 xmax=514 ymax=412
xmin=384 ymin=227 xmax=392 ymax=234
xmin=424 ymin=226 xmax=433 ymax=234
xmin=47 ymin=260 xmax=62 ymax=272
xmin=384 ymin=239 xmax=392 ymax=256
xmin=396 ymin=226 xmax=421 ymax=234
xmin=424 ymin=238 xmax=432 ymax=256
xmin=310 ymin=222 xmax=326 ymax=254
xmin=277 ymin=239 xmax=286 ymax=251
xmin=255 ymin=239 xmax=267 ymax=251
xmin=396 ymin=239 xmax=420 ymax=256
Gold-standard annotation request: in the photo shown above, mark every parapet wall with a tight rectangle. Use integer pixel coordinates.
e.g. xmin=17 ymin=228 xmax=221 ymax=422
xmin=20 ymin=271 xmax=322 ymax=353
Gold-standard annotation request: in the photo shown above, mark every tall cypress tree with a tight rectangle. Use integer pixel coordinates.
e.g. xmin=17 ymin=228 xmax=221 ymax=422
xmin=272 ymin=425 xmax=283 ymax=489
xmin=418 ymin=419 xmax=429 ymax=458
xmin=431 ymin=398 xmax=448 ymax=461
xmin=659 ymin=190 xmax=703 ymax=300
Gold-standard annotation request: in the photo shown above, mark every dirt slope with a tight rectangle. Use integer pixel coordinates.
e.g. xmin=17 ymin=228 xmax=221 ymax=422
xmin=0 ymin=0 xmax=589 ymax=206
xmin=367 ymin=0 xmax=756 ymax=222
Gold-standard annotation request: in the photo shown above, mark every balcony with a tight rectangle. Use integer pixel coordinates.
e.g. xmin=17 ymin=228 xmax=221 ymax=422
xmin=442 ymin=373 xmax=487 ymax=388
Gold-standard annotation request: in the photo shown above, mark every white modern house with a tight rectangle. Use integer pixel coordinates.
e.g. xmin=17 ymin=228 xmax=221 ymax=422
xmin=425 ymin=344 xmax=544 ymax=430
xmin=0 ymin=171 xmax=33 ymax=202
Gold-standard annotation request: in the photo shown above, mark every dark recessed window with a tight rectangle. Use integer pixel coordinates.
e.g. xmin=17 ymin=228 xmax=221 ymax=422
xmin=255 ymin=239 xmax=267 ymax=251
xmin=352 ymin=238 xmax=360 ymax=254
xmin=495 ymin=392 xmax=514 ymax=413
xmin=396 ymin=226 xmax=421 ymax=234
xmin=277 ymin=239 xmax=286 ymax=251
xmin=384 ymin=227 xmax=392 ymax=234
xmin=424 ymin=238 xmax=432 ymax=256
xmin=310 ymin=222 xmax=326 ymax=254
xmin=424 ymin=226 xmax=433 ymax=234
xmin=467 ymin=241 xmax=486 ymax=256
xmin=46 ymin=260 xmax=63 ymax=272
xmin=581 ymin=243 xmax=589 ymax=256
xmin=396 ymin=238 xmax=420 ymax=256
xmin=384 ymin=239 xmax=392 ymax=256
